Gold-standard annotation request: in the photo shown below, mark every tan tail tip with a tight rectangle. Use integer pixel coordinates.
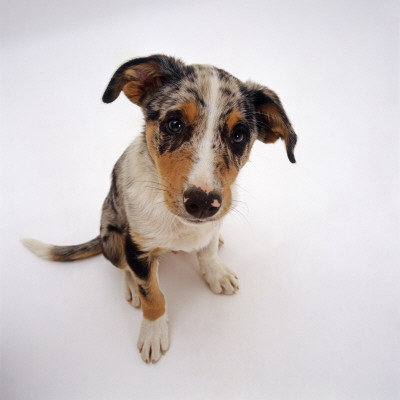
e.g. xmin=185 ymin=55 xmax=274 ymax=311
xmin=20 ymin=238 xmax=53 ymax=260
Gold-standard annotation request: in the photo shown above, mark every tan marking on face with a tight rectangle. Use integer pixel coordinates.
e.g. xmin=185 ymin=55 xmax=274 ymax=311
xmin=226 ymin=109 xmax=243 ymax=133
xmin=180 ymin=99 xmax=199 ymax=125
xmin=156 ymin=149 xmax=195 ymax=214
xmin=215 ymin=155 xmax=239 ymax=217
xmin=145 ymin=121 xmax=158 ymax=164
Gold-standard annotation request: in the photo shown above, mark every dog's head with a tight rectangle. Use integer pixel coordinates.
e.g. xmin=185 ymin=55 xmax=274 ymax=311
xmin=103 ymin=55 xmax=297 ymax=224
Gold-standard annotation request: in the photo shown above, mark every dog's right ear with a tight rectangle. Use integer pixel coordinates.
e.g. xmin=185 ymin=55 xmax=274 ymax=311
xmin=102 ymin=55 xmax=184 ymax=105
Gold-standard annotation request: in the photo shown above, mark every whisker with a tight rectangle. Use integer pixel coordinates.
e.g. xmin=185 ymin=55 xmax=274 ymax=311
xmin=144 ymin=187 xmax=168 ymax=193
xmin=231 ymin=200 xmax=249 ymax=215
xmin=145 ymin=171 xmax=175 ymax=188
xmin=229 ymin=206 xmax=252 ymax=229
xmin=234 ymin=182 xmax=253 ymax=197
xmin=135 ymin=180 xmax=169 ymax=189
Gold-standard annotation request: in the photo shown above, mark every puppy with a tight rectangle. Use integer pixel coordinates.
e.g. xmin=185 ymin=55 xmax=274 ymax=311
xmin=22 ymin=55 xmax=297 ymax=363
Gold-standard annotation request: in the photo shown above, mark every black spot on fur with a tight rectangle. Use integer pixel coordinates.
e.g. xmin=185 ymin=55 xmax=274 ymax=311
xmin=185 ymin=65 xmax=196 ymax=82
xmin=216 ymin=68 xmax=231 ymax=82
xmin=125 ymin=234 xmax=150 ymax=280
xmin=219 ymin=107 xmax=233 ymax=124
xmin=251 ymin=89 xmax=275 ymax=107
xmin=222 ymin=151 xmax=230 ymax=169
xmin=237 ymin=96 xmax=254 ymax=121
xmin=102 ymin=235 xmax=109 ymax=243
xmin=138 ymin=285 xmax=147 ymax=297
xmin=221 ymin=87 xmax=232 ymax=97
xmin=107 ymin=224 xmax=125 ymax=234
xmin=146 ymin=108 xmax=160 ymax=121
xmin=111 ymin=169 xmax=119 ymax=197
xmin=187 ymin=88 xmax=205 ymax=107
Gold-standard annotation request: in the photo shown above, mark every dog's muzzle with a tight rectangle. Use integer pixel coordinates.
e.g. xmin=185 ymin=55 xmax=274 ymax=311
xmin=183 ymin=186 xmax=222 ymax=220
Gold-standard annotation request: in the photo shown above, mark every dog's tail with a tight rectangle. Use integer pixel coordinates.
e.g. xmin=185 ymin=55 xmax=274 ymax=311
xmin=21 ymin=236 xmax=102 ymax=262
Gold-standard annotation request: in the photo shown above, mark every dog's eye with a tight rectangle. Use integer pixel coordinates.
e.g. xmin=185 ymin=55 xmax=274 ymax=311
xmin=166 ymin=119 xmax=183 ymax=134
xmin=232 ymin=126 xmax=246 ymax=144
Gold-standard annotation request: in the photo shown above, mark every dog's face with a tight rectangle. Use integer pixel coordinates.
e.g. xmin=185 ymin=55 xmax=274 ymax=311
xmin=103 ymin=55 xmax=297 ymax=224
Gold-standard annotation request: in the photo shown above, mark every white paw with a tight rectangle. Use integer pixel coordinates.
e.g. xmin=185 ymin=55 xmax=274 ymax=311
xmin=201 ymin=260 xmax=239 ymax=295
xmin=124 ymin=270 xmax=141 ymax=308
xmin=137 ymin=313 xmax=169 ymax=364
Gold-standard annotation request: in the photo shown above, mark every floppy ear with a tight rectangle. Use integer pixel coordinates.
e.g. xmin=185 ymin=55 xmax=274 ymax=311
xmin=247 ymin=82 xmax=297 ymax=163
xmin=102 ymin=55 xmax=184 ymax=105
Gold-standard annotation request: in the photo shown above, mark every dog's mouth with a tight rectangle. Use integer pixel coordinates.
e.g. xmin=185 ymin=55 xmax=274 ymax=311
xmin=177 ymin=214 xmax=219 ymax=225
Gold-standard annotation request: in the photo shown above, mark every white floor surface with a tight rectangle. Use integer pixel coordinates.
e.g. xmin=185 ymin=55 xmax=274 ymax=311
xmin=1 ymin=1 xmax=399 ymax=399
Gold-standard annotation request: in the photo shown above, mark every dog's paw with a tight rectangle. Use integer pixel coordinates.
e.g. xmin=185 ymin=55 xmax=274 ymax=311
xmin=125 ymin=287 xmax=141 ymax=308
xmin=201 ymin=260 xmax=239 ymax=295
xmin=137 ymin=313 xmax=169 ymax=364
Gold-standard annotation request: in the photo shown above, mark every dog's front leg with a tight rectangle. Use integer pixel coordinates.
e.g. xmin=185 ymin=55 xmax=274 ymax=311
xmin=197 ymin=233 xmax=239 ymax=295
xmin=125 ymin=235 xmax=169 ymax=364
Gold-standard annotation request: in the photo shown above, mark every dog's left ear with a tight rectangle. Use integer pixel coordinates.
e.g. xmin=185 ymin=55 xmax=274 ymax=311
xmin=246 ymin=82 xmax=297 ymax=163
xmin=102 ymin=55 xmax=184 ymax=105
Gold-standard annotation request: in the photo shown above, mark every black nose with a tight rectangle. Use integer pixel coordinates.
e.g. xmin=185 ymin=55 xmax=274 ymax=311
xmin=183 ymin=187 xmax=222 ymax=219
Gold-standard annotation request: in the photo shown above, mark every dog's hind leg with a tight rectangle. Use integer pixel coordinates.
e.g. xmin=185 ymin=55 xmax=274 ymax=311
xmin=100 ymin=228 xmax=141 ymax=308
xmin=124 ymin=268 xmax=141 ymax=308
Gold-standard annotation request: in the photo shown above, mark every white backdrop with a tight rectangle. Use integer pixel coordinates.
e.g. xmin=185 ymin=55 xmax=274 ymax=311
xmin=1 ymin=1 xmax=399 ymax=399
